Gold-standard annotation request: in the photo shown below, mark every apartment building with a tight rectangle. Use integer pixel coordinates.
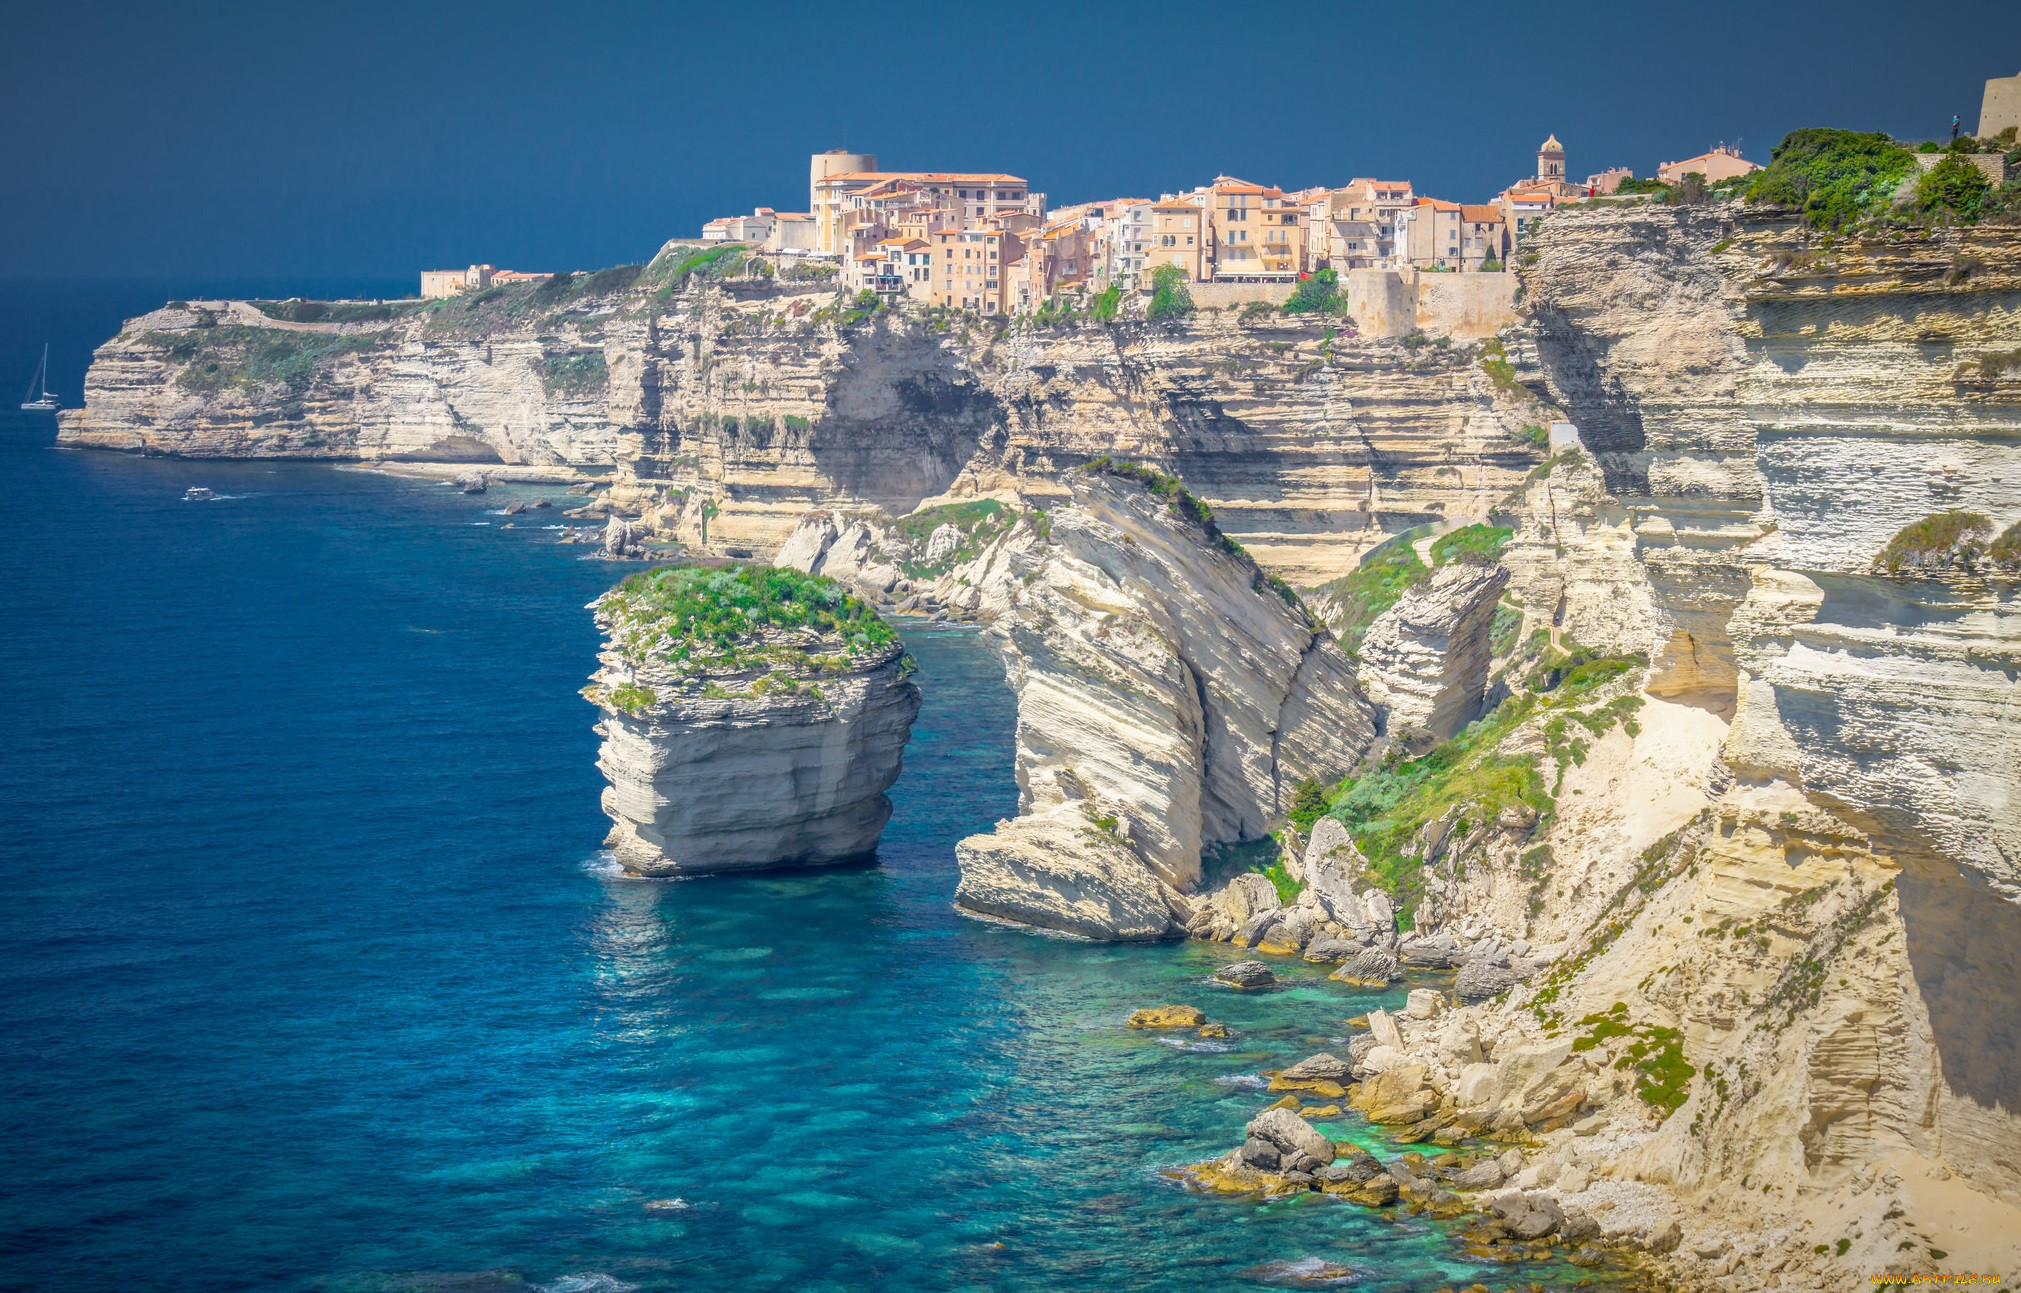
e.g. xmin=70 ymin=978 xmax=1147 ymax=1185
xmin=1498 ymin=189 xmax=1556 ymax=248
xmin=1395 ymin=198 xmax=1464 ymax=270
xmin=701 ymin=208 xmax=779 ymax=243
xmin=1201 ymin=177 xmax=1306 ymax=281
xmin=812 ymin=166 xmax=1037 ymax=255
xmin=1459 ymin=205 xmax=1506 ymax=267
xmin=928 ymin=227 xmax=1021 ymax=314
xmin=847 ymin=236 xmax=932 ymax=301
xmin=1656 ymin=146 xmax=1759 ymax=185
xmin=1142 ymin=199 xmax=1207 ymax=281
xmin=1304 ymin=178 xmax=1414 ymax=268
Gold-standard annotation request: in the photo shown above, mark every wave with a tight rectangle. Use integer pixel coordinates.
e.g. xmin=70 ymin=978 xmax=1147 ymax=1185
xmin=1156 ymin=1037 xmax=1231 ymax=1053
xmin=578 ymin=851 xmax=626 ymax=879
xmin=537 ymin=1275 xmax=639 ymax=1293
xmin=1212 ymin=1073 xmax=1267 ymax=1089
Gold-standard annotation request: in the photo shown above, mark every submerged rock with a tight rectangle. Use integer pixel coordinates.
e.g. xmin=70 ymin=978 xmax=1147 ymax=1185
xmin=1127 ymin=1005 xmax=1206 ymax=1029
xmin=588 ymin=564 xmax=919 ymax=875
xmin=1214 ymin=960 xmax=1277 ymax=989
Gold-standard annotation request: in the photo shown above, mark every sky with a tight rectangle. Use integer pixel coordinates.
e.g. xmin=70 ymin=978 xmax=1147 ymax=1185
xmin=5 ymin=0 xmax=2020 ymax=283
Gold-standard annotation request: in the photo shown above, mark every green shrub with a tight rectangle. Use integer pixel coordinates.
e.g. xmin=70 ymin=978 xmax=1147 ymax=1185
xmin=1745 ymin=128 xmax=1917 ymax=231
xmin=161 ymin=326 xmax=381 ymax=395
xmin=1087 ymin=284 xmax=1123 ymax=323
xmin=596 ymin=563 xmax=899 ymax=677
xmin=1429 ymin=523 xmax=1512 ymax=566
xmin=1287 ymin=778 xmax=1330 ymax=831
xmin=1914 ymin=154 xmax=1992 ymax=225
xmin=1989 ymin=521 xmax=2021 ymax=570
xmin=782 ymin=414 xmax=813 ymax=433
xmin=1282 ymin=268 xmax=1350 ymax=316
xmin=249 ymin=299 xmax=423 ymax=324
xmin=1238 ymin=300 xmax=1275 ymax=323
xmin=607 ymin=682 xmax=656 ymax=715
xmin=1875 ymin=510 xmax=1992 ymax=574
xmin=1515 ymin=423 xmax=1549 ymax=450
xmin=1146 ymin=264 xmax=1195 ymax=323
xmin=537 ymin=351 xmax=608 ymax=396
xmin=1614 ymin=175 xmax=1670 ymax=195
xmin=1317 ymin=534 xmax=1430 ymax=658
xmin=888 ymin=498 xmax=1011 ymax=578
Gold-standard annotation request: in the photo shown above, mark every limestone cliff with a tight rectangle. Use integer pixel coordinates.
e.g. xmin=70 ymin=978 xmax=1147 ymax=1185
xmin=587 ymin=563 xmax=919 ymax=875
xmin=950 ymin=467 xmax=1377 ymax=939
xmin=61 ymin=246 xmax=1547 ymax=587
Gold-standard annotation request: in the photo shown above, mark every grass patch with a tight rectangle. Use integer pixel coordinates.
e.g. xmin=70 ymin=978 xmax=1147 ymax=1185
xmin=888 ymin=498 xmax=1012 ymax=579
xmin=1316 ymin=531 xmax=1431 ymax=659
xmin=1429 ymin=523 xmax=1512 ymax=567
xmin=158 ymin=326 xmax=382 ymax=395
xmin=537 ymin=351 xmax=608 ymax=397
xmin=596 ymin=563 xmax=899 ymax=680
xmin=1875 ymin=510 xmax=1992 ymax=575
xmin=1571 ymin=1003 xmax=1691 ymax=1117
xmin=606 ymin=682 xmax=656 ymax=716
xmin=249 ymin=299 xmax=424 ymax=324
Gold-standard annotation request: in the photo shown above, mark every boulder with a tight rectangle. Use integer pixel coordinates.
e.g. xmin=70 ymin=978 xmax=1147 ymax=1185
xmin=1451 ymin=1160 xmax=1506 ymax=1190
xmin=1646 ymin=1220 xmax=1684 ymax=1254
xmin=1357 ymin=1044 xmax=1403 ymax=1075
xmin=1302 ymin=937 xmax=1359 ymax=963
xmin=1560 ymin=1208 xmax=1601 ymax=1244
xmin=1493 ymin=1191 xmax=1564 ymax=1241
xmin=602 ymin=515 xmax=642 ymax=558
xmin=1128 ymin=1005 xmax=1206 ymax=1029
xmin=1258 ymin=906 xmax=1315 ymax=954
xmin=1219 ymin=872 xmax=1282 ymax=927
xmin=1345 ymin=1034 xmax=1378 ymax=1066
xmin=1366 ymin=1007 xmax=1405 ymax=1050
xmin=1453 ymin=1062 xmax=1500 ymax=1108
xmin=1330 ymin=945 xmax=1398 ymax=986
xmin=1246 ymin=1106 xmax=1337 ymax=1166
xmin=1280 ymin=1053 xmax=1352 ymax=1082
xmin=1368 ymin=1092 xmax=1436 ymax=1124
xmin=1237 ymin=1137 xmax=1281 ymax=1170
xmin=1454 ymin=958 xmax=1525 ymax=1001
xmin=1214 ymin=960 xmax=1276 ymax=989
xmin=1234 ymin=909 xmax=1280 ymax=948
xmin=1404 ymin=988 xmax=1446 ymax=1019
xmin=1355 ymin=1062 xmax=1428 ymax=1112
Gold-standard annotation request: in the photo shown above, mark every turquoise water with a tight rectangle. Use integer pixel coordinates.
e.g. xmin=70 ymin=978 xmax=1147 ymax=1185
xmin=0 ymin=285 xmax=1593 ymax=1290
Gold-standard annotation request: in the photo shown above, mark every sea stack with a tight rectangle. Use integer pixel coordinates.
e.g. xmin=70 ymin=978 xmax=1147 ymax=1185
xmin=587 ymin=564 xmax=920 ymax=875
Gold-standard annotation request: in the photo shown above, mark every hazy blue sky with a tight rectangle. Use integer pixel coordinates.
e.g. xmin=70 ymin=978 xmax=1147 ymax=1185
xmin=5 ymin=0 xmax=2019 ymax=282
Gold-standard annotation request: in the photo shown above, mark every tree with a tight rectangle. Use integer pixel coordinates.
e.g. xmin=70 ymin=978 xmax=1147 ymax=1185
xmin=1745 ymin=128 xmax=1917 ymax=232
xmin=1667 ymin=172 xmax=1710 ymax=205
xmin=1915 ymin=154 xmax=1992 ymax=225
xmin=1146 ymin=264 xmax=1195 ymax=323
xmin=1283 ymin=267 xmax=1348 ymax=315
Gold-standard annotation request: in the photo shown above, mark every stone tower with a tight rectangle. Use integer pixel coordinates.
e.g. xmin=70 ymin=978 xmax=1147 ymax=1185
xmin=1981 ymin=70 xmax=2021 ymax=138
xmin=810 ymin=149 xmax=877 ymax=256
xmin=1537 ymin=135 xmax=1566 ymax=184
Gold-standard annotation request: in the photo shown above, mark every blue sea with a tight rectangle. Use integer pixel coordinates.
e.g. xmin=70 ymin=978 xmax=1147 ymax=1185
xmin=0 ymin=283 xmax=1598 ymax=1292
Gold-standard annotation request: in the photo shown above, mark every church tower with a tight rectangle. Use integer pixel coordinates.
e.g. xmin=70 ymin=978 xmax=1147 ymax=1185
xmin=1537 ymin=135 xmax=1566 ymax=184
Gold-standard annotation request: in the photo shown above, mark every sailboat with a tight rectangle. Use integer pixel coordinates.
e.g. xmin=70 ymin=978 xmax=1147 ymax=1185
xmin=20 ymin=344 xmax=60 ymax=411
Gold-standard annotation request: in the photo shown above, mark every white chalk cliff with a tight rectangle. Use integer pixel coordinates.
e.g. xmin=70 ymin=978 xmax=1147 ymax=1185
xmin=949 ymin=468 xmax=1377 ymax=939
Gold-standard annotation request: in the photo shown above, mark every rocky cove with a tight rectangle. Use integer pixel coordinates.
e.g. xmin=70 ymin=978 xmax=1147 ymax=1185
xmin=54 ymin=193 xmax=2021 ymax=1290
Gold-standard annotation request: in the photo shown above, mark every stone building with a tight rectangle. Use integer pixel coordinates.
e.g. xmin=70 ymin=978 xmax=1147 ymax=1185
xmin=1981 ymin=68 xmax=2021 ymax=138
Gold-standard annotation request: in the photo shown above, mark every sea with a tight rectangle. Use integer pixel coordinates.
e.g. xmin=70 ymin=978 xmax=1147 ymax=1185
xmin=0 ymin=281 xmax=1600 ymax=1292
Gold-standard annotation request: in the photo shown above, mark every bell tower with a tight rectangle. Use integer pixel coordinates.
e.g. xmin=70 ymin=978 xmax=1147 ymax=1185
xmin=1537 ymin=135 xmax=1566 ymax=184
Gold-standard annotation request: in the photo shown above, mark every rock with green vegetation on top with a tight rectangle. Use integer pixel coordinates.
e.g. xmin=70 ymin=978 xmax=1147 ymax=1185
xmin=586 ymin=563 xmax=920 ymax=875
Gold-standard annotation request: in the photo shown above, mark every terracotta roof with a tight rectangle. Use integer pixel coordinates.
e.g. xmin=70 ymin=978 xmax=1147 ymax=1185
xmin=1460 ymin=205 xmax=1502 ymax=222
xmin=1416 ymin=198 xmax=1462 ymax=212
xmin=1152 ymin=199 xmax=1202 ymax=212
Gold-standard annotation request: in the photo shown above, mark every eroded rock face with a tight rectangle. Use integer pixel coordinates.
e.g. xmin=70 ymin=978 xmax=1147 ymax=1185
xmin=950 ymin=470 xmax=1377 ymax=939
xmin=588 ymin=567 xmax=919 ymax=875
xmin=1358 ymin=561 xmax=1511 ymax=741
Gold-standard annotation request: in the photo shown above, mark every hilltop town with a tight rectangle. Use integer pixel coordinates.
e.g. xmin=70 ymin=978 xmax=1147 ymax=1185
xmin=419 ymin=136 xmax=1764 ymax=314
